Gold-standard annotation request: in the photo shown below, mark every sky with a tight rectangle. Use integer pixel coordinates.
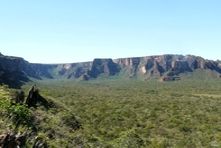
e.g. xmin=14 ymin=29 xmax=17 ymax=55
xmin=0 ymin=0 xmax=221 ymax=63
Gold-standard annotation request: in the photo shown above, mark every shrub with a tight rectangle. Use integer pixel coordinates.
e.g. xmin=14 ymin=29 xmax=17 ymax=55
xmin=0 ymin=99 xmax=31 ymax=125
xmin=112 ymin=130 xmax=144 ymax=148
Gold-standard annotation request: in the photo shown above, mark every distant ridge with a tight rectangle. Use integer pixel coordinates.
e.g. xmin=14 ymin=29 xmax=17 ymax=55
xmin=1 ymin=53 xmax=221 ymax=88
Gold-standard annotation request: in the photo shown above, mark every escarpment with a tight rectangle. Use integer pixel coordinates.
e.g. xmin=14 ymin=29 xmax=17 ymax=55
xmin=1 ymin=53 xmax=221 ymax=88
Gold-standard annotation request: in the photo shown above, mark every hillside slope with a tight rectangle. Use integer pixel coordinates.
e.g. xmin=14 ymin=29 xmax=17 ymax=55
xmin=0 ymin=85 xmax=82 ymax=147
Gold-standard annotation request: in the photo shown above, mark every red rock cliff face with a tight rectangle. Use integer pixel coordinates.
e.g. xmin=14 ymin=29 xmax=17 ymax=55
xmin=1 ymin=53 xmax=221 ymax=88
xmin=114 ymin=54 xmax=221 ymax=81
xmin=114 ymin=57 xmax=140 ymax=67
xmin=85 ymin=59 xmax=120 ymax=79
xmin=57 ymin=62 xmax=92 ymax=79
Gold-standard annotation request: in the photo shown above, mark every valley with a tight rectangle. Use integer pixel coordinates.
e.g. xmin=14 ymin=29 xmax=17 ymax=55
xmin=1 ymin=54 xmax=221 ymax=147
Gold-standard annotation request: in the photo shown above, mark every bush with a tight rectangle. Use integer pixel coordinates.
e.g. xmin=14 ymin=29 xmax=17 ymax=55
xmin=112 ymin=130 xmax=144 ymax=148
xmin=0 ymin=99 xmax=31 ymax=125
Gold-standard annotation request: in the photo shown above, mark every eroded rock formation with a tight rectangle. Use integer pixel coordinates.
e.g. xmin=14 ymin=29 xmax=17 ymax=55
xmin=1 ymin=53 xmax=221 ymax=87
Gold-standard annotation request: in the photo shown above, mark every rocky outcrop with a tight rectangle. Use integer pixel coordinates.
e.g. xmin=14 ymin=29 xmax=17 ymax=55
xmin=0 ymin=132 xmax=29 ymax=148
xmin=86 ymin=59 xmax=120 ymax=78
xmin=114 ymin=54 xmax=221 ymax=81
xmin=1 ymin=53 xmax=221 ymax=87
xmin=0 ymin=132 xmax=48 ymax=148
xmin=57 ymin=62 xmax=92 ymax=79
xmin=0 ymin=54 xmax=29 ymax=88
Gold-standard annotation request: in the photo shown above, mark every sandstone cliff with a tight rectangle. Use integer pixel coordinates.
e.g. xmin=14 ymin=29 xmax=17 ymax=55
xmin=86 ymin=59 xmax=120 ymax=79
xmin=1 ymin=53 xmax=221 ymax=88
xmin=0 ymin=54 xmax=29 ymax=88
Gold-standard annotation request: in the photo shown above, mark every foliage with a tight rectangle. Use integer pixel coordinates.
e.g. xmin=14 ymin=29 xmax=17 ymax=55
xmin=0 ymin=94 xmax=31 ymax=126
xmin=18 ymin=78 xmax=221 ymax=147
xmin=0 ymin=86 xmax=82 ymax=147
xmin=112 ymin=130 xmax=144 ymax=148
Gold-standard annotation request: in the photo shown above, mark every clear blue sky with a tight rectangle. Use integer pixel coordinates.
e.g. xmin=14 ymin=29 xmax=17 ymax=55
xmin=1 ymin=0 xmax=221 ymax=63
